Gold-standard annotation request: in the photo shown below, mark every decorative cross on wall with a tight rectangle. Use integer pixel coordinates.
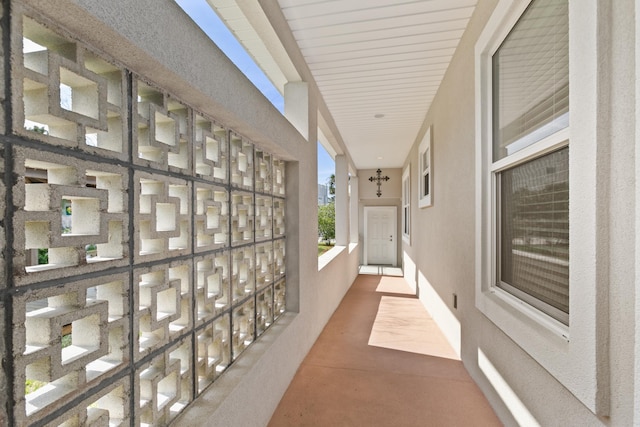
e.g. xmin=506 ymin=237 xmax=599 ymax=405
xmin=369 ymin=168 xmax=390 ymax=197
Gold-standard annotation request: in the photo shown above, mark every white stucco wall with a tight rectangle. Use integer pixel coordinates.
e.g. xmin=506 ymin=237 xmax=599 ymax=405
xmin=403 ymin=0 xmax=638 ymax=426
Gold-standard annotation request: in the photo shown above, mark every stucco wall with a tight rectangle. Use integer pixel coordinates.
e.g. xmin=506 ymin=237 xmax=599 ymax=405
xmin=403 ymin=0 xmax=638 ymax=426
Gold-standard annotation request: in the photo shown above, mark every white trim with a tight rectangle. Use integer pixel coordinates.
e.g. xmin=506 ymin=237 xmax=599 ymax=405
xmin=489 ymin=286 xmax=569 ymax=340
xmin=475 ymin=0 xmax=606 ymax=415
xmin=363 ymin=206 xmax=397 ymax=267
xmin=490 ymin=127 xmax=570 ymax=173
xmin=636 ymin=0 xmax=640 ymax=420
xmin=402 ymin=164 xmax=411 ymax=244
xmin=418 ymin=126 xmax=432 ymax=208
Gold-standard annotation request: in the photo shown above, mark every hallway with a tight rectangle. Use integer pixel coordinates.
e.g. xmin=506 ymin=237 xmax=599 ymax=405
xmin=268 ymin=274 xmax=502 ymax=427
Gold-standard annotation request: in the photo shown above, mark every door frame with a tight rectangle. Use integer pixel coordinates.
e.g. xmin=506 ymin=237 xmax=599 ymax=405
xmin=363 ymin=206 xmax=397 ymax=266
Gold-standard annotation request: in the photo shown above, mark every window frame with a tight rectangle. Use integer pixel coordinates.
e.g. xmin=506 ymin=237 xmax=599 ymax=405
xmin=490 ymin=0 xmax=571 ymax=326
xmin=418 ymin=126 xmax=432 ymax=208
xmin=493 ymin=137 xmax=570 ymax=325
xmin=402 ymin=164 xmax=411 ymax=244
xmin=475 ymin=0 xmax=607 ymax=416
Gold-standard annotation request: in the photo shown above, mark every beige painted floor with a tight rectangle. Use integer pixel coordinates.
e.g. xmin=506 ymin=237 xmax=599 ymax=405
xmin=268 ymin=274 xmax=502 ymax=427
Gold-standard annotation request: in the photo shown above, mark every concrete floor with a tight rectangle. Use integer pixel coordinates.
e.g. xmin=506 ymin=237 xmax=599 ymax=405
xmin=268 ymin=274 xmax=502 ymax=427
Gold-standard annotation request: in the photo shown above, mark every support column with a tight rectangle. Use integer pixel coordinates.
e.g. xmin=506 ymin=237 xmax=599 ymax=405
xmin=335 ymin=155 xmax=349 ymax=246
xmin=349 ymin=175 xmax=359 ymax=244
xmin=284 ymin=82 xmax=309 ymax=141
xmin=283 ymin=80 xmax=316 ymax=307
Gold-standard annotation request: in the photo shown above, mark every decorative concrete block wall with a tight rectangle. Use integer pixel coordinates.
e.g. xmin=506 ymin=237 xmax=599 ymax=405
xmin=1 ymin=5 xmax=286 ymax=426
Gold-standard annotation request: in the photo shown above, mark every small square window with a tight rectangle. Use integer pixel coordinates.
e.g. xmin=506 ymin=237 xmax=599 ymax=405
xmin=402 ymin=165 xmax=410 ymax=244
xmin=418 ymin=126 xmax=432 ymax=208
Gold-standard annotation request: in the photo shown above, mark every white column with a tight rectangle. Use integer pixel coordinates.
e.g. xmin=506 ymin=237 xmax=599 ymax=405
xmin=335 ymin=155 xmax=349 ymax=246
xmin=283 ymin=80 xmax=316 ymax=308
xmin=284 ymin=82 xmax=309 ymax=140
xmin=349 ymin=175 xmax=359 ymax=244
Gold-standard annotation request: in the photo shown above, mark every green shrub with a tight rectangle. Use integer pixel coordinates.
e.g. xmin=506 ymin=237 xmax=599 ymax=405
xmin=318 ymin=202 xmax=335 ymax=244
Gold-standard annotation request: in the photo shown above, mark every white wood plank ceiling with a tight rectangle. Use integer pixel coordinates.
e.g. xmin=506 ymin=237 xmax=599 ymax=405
xmin=211 ymin=0 xmax=477 ymax=169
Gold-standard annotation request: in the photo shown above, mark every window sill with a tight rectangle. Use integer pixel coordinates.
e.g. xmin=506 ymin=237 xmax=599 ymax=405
xmin=318 ymin=245 xmax=345 ymax=271
xmin=418 ymin=197 xmax=432 ymax=209
xmin=481 ymin=288 xmax=569 ymax=343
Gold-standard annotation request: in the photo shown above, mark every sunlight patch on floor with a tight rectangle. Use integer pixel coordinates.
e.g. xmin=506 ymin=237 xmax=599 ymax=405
xmin=375 ymin=276 xmax=415 ymax=295
xmin=368 ymin=296 xmax=460 ymax=360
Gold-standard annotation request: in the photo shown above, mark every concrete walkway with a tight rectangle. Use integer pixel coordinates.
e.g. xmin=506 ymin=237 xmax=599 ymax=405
xmin=268 ymin=274 xmax=502 ymax=427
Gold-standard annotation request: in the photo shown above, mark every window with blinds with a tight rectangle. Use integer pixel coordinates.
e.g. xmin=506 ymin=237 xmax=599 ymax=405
xmin=492 ymin=0 xmax=569 ymax=162
xmin=402 ymin=166 xmax=410 ymax=242
xmin=418 ymin=126 xmax=432 ymax=208
xmin=499 ymin=147 xmax=569 ymax=323
xmin=492 ymin=0 xmax=569 ymax=324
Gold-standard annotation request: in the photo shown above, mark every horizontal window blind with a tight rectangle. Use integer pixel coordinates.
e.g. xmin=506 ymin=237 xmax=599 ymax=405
xmin=492 ymin=0 xmax=569 ymax=162
xmin=499 ymin=147 xmax=569 ymax=323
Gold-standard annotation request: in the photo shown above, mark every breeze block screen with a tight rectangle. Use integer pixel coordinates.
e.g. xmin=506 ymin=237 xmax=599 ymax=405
xmin=1 ymin=6 xmax=287 ymax=426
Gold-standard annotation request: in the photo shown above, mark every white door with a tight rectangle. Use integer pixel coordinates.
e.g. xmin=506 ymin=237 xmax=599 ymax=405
xmin=364 ymin=207 xmax=396 ymax=266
